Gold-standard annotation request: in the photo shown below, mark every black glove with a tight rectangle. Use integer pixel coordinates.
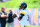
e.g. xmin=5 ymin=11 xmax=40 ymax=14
xmin=12 ymin=14 xmax=17 ymax=18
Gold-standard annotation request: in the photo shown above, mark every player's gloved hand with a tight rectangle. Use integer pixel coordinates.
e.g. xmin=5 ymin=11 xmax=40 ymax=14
xmin=12 ymin=12 xmax=18 ymax=18
xmin=12 ymin=14 xmax=17 ymax=18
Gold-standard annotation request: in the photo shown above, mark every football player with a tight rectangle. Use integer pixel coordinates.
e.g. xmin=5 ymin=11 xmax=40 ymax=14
xmin=15 ymin=2 xmax=30 ymax=27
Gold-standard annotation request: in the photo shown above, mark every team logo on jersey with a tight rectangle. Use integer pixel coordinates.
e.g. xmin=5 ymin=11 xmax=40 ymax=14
xmin=2 ymin=13 xmax=4 ymax=15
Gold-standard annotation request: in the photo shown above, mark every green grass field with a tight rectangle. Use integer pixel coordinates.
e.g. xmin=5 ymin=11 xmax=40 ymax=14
xmin=30 ymin=25 xmax=40 ymax=27
xmin=0 ymin=0 xmax=40 ymax=8
xmin=6 ymin=25 xmax=40 ymax=27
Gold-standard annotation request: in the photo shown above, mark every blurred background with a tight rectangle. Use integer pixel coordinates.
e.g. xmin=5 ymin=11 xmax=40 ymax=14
xmin=0 ymin=0 xmax=40 ymax=8
xmin=0 ymin=0 xmax=40 ymax=27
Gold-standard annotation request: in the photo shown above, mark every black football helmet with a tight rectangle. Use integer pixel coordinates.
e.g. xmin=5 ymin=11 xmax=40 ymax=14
xmin=19 ymin=2 xmax=27 ymax=10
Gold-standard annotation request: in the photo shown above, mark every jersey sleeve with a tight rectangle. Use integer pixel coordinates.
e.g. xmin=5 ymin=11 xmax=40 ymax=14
xmin=19 ymin=11 xmax=26 ymax=20
xmin=19 ymin=11 xmax=25 ymax=15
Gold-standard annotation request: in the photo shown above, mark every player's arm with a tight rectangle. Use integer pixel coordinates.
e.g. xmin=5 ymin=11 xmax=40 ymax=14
xmin=16 ymin=11 xmax=25 ymax=21
xmin=18 ymin=14 xmax=24 ymax=21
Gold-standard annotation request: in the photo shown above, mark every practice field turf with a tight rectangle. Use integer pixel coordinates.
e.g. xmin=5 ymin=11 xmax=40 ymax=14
xmin=0 ymin=0 xmax=40 ymax=8
xmin=30 ymin=25 xmax=40 ymax=27
xmin=6 ymin=25 xmax=40 ymax=27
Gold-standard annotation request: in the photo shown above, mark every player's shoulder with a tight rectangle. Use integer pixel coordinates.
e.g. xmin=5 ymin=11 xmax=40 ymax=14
xmin=23 ymin=9 xmax=29 ymax=15
xmin=0 ymin=11 xmax=3 ymax=13
xmin=20 ymin=10 xmax=26 ymax=15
